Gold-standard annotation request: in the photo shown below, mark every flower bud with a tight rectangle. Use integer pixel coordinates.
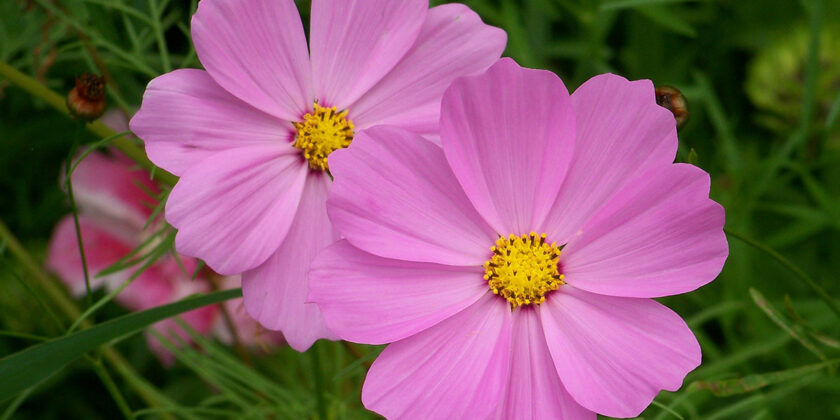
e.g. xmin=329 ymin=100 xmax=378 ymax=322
xmin=655 ymin=86 xmax=689 ymax=130
xmin=67 ymin=73 xmax=106 ymax=121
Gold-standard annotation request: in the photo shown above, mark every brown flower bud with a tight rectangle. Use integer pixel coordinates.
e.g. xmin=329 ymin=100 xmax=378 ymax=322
xmin=655 ymin=86 xmax=689 ymax=129
xmin=67 ymin=73 xmax=106 ymax=121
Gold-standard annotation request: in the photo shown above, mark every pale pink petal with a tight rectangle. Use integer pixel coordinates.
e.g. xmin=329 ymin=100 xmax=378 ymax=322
xmin=130 ymin=69 xmax=295 ymax=176
xmin=362 ymin=295 xmax=511 ymax=419
xmin=493 ymin=308 xmax=595 ymax=420
xmin=70 ymin=151 xmax=158 ymax=230
xmin=561 ymin=164 xmax=727 ymax=297
xmin=191 ymin=0 xmax=311 ymax=121
xmin=166 ymin=145 xmax=308 ymax=275
xmin=328 ymin=125 xmax=496 ymax=266
xmin=309 ymin=0 xmax=427 ymax=108
xmin=309 ymin=240 xmax=487 ymax=345
xmin=100 ymin=109 xmax=129 ymax=133
xmin=349 ymin=4 xmax=506 ymax=136
xmin=46 ymin=215 xmax=134 ymax=295
xmin=541 ymin=74 xmax=678 ymax=243
xmin=440 ymin=58 xmax=576 ymax=235
xmin=540 ymin=287 xmax=700 ymax=418
xmin=241 ymin=172 xmax=339 ymax=351
xmin=116 ymin=266 xmax=175 ymax=311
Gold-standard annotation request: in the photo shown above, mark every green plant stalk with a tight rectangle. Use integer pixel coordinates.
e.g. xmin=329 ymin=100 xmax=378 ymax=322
xmin=0 ymin=61 xmax=177 ymax=186
xmin=88 ymin=357 xmax=136 ymax=420
xmin=725 ymin=228 xmax=840 ymax=320
xmin=0 ymin=219 xmax=175 ymax=418
xmin=310 ymin=344 xmax=328 ymax=420
xmin=65 ymin=123 xmax=94 ymax=308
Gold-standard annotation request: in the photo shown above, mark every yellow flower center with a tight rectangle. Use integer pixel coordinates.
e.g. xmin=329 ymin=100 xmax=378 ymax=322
xmin=293 ymin=103 xmax=354 ymax=171
xmin=483 ymin=232 xmax=564 ymax=308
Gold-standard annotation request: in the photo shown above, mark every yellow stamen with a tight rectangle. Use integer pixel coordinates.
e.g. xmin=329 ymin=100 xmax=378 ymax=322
xmin=293 ymin=103 xmax=354 ymax=171
xmin=483 ymin=232 xmax=564 ymax=309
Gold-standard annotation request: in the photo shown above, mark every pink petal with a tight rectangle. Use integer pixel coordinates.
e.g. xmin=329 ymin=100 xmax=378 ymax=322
xmin=116 ymin=265 xmax=176 ymax=311
xmin=70 ymin=151 xmax=159 ymax=230
xmin=328 ymin=125 xmax=496 ymax=266
xmin=46 ymin=215 xmax=134 ymax=295
xmin=349 ymin=3 xmax=506 ymax=136
xmin=493 ymin=308 xmax=595 ymax=420
xmin=540 ymin=74 xmax=678 ymax=243
xmin=540 ymin=287 xmax=700 ymax=418
xmin=362 ymin=295 xmax=511 ymax=419
xmin=166 ymin=145 xmax=308 ymax=275
xmin=241 ymin=172 xmax=339 ymax=351
xmin=440 ymin=58 xmax=576 ymax=235
xmin=309 ymin=0 xmax=427 ymax=108
xmin=561 ymin=164 xmax=727 ymax=297
xmin=130 ymin=69 xmax=295 ymax=176
xmin=191 ymin=0 xmax=311 ymax=121
xmin=309 ymin=240 xmax=487 ymax=345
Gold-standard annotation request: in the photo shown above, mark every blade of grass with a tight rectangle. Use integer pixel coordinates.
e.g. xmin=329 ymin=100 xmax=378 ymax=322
xmin=725 ymin=228 xmax=840 ymax=320
xmin=0 ymin=289 xmax=241 ymax=401
xmin=749 ymin=288 xmax=826 ymax=360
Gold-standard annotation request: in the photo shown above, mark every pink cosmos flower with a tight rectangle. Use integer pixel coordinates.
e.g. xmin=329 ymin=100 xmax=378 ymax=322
xmin=129 ymin=0 xmax=506 ymax=350
xmin=46 ymin=143 xmax=281 ymax=364
xmin=309 ymin=59 xmax=729 ymax=418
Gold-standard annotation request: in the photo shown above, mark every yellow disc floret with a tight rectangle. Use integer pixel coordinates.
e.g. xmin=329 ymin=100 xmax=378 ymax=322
xmin=293 ymin=103 xmax=354 ymax=171
xmin=483 ymin=232 xmax=564 ymax=308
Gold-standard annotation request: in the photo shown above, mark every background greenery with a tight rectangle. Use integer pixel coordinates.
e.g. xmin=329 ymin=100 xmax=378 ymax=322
xmin=1 ymin=0 xmax=839 ymax=418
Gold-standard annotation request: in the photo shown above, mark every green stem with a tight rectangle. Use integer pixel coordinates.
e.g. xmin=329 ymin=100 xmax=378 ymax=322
xmin=88 ymin=357 xmax=136 ymax=420
xmin=310 ymin=343 xmax=328 ymax=420
xmin=724 ymin=228 xmax=840 ymax=320
xmin=65 ymin=123 xmax=93 ymax=309
xmin=0 ymin=61 xmax=176 ymax=186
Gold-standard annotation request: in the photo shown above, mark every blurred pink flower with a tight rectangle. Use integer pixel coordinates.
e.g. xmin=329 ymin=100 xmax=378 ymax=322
xmin=309 ymin=59 xmax=729 ymax=418
xmin=46 ymin=142 xmax=281 ymax=365
xmin=129 ymin=0 xmax=507 ymax=350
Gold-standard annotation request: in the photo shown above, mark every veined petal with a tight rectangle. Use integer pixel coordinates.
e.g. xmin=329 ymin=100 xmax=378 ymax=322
xmin=561 ymin=164 xmax=728 ymax=297
xmin=362 ymin=295 xmax=511 ymax=419
xmin=310 ymin=0 xmax=427 ymax=108
xmin=191 ymin=0 xmax=312 ymax=121
xmin=166 ymin=145 xmax=308 ymax=275
xmin=350 ymin=3 xmax=506 ymax=136
xmin=327 ymin=125 xmax=497 ymax=266
xmin=131 ymin=69 xmax=295 ymax=176
xmin=541 ymin=74 xmax=678 ymax=243
xmin=440 ymin=58 xmax=576 ymax=235
xmin=309 ymin=240 xmax=487 ymax=345
xmin=241 ymin=172 xmax=339 ymax=351
xmin=540 ymin=287 xmax=700 ymax=418
xmin=492 ymin=308 xmax=595 ymax=420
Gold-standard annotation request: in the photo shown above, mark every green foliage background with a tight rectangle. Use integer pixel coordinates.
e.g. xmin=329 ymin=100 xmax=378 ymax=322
xmin=1 ymin=0 xmax=839 ymax=418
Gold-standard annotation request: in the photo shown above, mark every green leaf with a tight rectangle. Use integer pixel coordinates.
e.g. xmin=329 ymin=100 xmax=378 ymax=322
xmin=600 ymin=0 xmax=695 ymax=11
xmin=0 ymin=288 xmax=241 ymax=402
xmin=690 ymin=359 xmax=839 ymax=397
xmin=749 ymin=288 xmax=826 ymax=360
xmin=687 ymin=148 xmax=699 ymax=166
xmin=635 ymin=5 xmax=697 ymax=38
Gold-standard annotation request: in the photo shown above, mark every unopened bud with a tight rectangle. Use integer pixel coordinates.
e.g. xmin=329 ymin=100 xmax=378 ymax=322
xmin=67 ymin=73 xmax=106 ymax=121
xmin=655 ymin=86 xmax=689 ymax=129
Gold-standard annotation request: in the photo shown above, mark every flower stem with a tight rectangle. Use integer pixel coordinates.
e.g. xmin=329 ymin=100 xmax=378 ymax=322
xmin=724 ymin=228 xmax=840 ymax=320
xmin=0 ymin=60 xmax=176 ymax=186
xmin=66 ymin=122 xmax=93 ymax=309
xmin=310 ymin=343 xmax=329 ymax=419
xmin=88 ymin=356 xmax=136 ymax=420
